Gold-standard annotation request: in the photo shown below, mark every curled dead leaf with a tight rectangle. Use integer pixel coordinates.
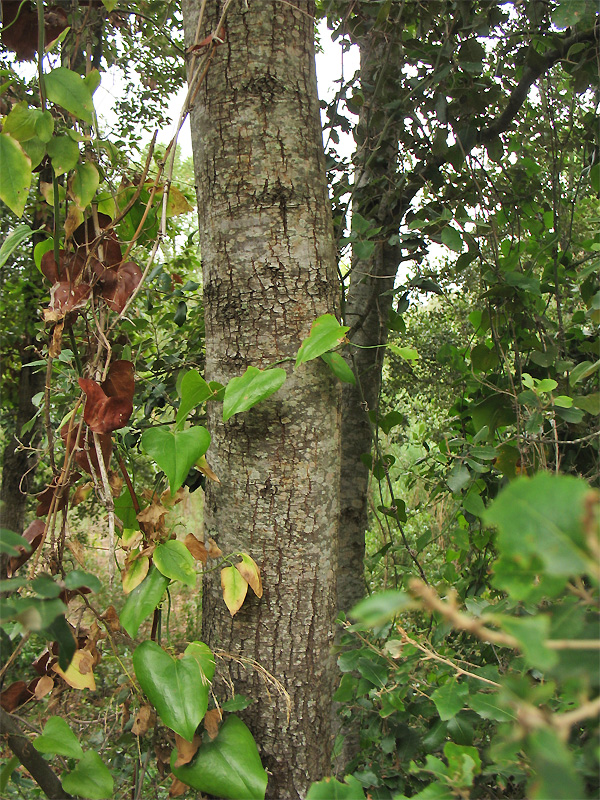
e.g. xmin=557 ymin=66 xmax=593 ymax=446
xmin=132 ymin=704 xmax=156 ymax=736
xmin=173 ymin=733 xmax=202 ymax=767
xmin=34 ymin=675 xmax=54 ymax=700
xmin=203 ymin=708 xmax=222 ymax=740
xmin=184 ymin=533 xmax=208 ymax=565
xmin=207 ymin=537 xmax=222 ymax=559
xmin=168 ymin=776 xmax=188 ymax=798
xmin=100 ymin=605 xmax=121 ymax=632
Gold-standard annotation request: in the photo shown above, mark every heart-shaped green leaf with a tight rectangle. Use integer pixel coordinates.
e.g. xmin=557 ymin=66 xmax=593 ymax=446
xmin=154 ymin=540 xmax=197 ymax=586
xmin=70 ymin=161 xmax=99 ymax=209
xmin=0 ymin=133 xmax=32 ymax=218
xmin=141 ymin=425 xmax=211 ymax=494
xmin=61 ymin=751 xmax=113 ymax=800
xmin=33 ymin=717 xmax=84 ymax=759
xmin=119 ymin=565 xmax=169 ymax=638
xmin=176 ymin=370 xmax=213 ymax=429
xmin=46 ymin=134 xmax=80 ymax=176
xmin=295 ymin=314 xmax=349 ymax=367
xmin=171 ymin=715 xmax=268 ymax=800
xmin=44 ymin=67 xmax=95 ymax=123
xmin=223 ymin=367 xmax=286 ymax=422
xmin=133 ymin=640 xmax=209 ymax=741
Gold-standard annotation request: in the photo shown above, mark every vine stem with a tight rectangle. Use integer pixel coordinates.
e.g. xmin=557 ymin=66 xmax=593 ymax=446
xmin=93 ymin=432 xmax=116 ymax=585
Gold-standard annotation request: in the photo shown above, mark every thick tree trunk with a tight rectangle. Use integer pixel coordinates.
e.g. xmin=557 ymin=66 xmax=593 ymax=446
xmin=182 ymin=3 xmax=340 ymax=797
xmin=338 ymin=35 xmax=402 ymax=613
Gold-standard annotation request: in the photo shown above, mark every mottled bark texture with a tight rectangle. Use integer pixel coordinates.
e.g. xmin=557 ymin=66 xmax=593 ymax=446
xmin=338 ymin=35 xmax=402 ymax=613
xmin=182 ymin=2 xmax=340 ymax=797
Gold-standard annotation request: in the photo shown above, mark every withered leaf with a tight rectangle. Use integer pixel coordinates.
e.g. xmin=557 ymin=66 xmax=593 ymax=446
xmin=207 ymin=537 xmax=222 ymax=559
xmin=0 ymin=681 xmax=31 ymax=711
xmin=8 ymin=519 xmax=44 ymax=576
xmin=34 ymin=675 xmax=54 ymax=700
xmin=203 ymin=708 xmax=222 ymax=740
xmin=100 ymin=261 xmax=142 ymax=313
xmin=173 ymin=733 xmax=201 ymax=767
xmin=168 ymin=777 xmax=187 ymax=798
xmin=132 ymin=704 xmax=156 ymax=736
xmin=184 ymin=533 xmax=208 ymax=565
xmin=100 ymin=605 xmax=121 ymax=632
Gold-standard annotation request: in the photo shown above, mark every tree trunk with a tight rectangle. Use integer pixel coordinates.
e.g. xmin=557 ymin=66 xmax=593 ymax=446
xmin=182 ymin=3 xmax=340 ymax=797
xmin=338 ymin=33 xmax=403 ymax=613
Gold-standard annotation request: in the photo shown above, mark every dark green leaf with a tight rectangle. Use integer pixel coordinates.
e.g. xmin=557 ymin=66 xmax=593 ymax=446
xmin=321 ymin=351 xmax=355 ymax=384
xmin=431 ymin=680 xmax=469 ymax=721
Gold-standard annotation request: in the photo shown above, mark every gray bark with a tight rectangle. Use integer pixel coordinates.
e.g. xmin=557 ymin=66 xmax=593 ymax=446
xmin=182 ymin=2 xmax=340 ymax=797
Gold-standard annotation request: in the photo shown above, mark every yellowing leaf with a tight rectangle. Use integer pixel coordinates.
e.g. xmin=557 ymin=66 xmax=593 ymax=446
xmin=221 ymin=566 xmax=248 ymax=616
xmin=235 ymin=553 xmax=263 ymax=598
xmin=122 ymin=555 xmax=150 ymax=593
xmin=196 ymin=455 xmax=220 ymax=483
xmin=52 ymin=650 xmax=96 ymax=690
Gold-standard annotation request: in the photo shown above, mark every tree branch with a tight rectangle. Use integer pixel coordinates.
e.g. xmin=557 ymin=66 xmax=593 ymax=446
xmin=0 ymin=707 xmax=74 ymax=800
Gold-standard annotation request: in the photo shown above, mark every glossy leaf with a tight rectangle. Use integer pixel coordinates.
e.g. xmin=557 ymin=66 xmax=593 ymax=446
xmin=44 ymin=67 xmax=94 ymax=123
xmin=295 ymin=314 xmax=349 ymax=367
xmin=33 ymin=716 xmax=84 ymax=759
xmin=0 ymin=133 xmax=32 ymax=217
xmin=141 ymin=426 xmax=211 ymax=494
xmin=171 ymin=715 xmax=268 ymax=799
xmin=119 ymin=565 xmax=169 ymax=638
xmin=184 ymin=641 xmax=216 ymax=683
xmin=133 ymin=640 xmax=209 ymax=741
xmin=223 ymin=366 xmax=286 ymax=422
xmin=154 ymin=540 xmax=197 ymax=586
xmin=176 ymin=370 xmax=213 ymax=429
xmin=61 ymin=751 xmax=114 ymax=800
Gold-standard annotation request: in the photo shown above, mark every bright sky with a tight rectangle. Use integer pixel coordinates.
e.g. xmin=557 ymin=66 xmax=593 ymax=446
xmin=95 ymin=20 xmax=359 ymax=162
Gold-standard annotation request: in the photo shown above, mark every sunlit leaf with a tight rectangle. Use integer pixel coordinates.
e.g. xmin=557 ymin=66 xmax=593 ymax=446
xmin=295 ymin=314 xmax=349 ymax=367
xmin=141 ymin=426 xmax=211 ymax=494
xmin=223 ymin=366 xmax=286 ymax=422
xmin=45 ymin=67 xmax=94 ymax=123
xmin=154 ymin=540 xmax=197 ymax=586
xmin=176 ymin=370 xmax=213 ymax=429
xmin=0 ymin=133 xmax=31 ymax=217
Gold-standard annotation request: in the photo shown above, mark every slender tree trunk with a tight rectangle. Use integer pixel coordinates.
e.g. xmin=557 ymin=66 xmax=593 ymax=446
xmin=338 ymin=33 xmax=403 ymax=613
xmin=182 ymin=3 xmax=340 ymax=797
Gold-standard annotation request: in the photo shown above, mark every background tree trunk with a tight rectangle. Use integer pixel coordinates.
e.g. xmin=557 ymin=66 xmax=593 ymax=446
xmin=182 ymin=2 xmax=340 ymax=797
xmin=338 ymin=32 xmax=403 ymax=613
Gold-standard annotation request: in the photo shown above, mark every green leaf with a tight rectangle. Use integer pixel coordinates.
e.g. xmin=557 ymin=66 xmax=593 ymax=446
xmin=569 ymin=359 xmax=599 ymax=386
xmin=431 ymin=680 xmax=469 ymax=721
xmin=443 ymin=742 xmax=481 ymax=785
xmin=526 ymin=727 xmax=584 ymax=799
xmin=306 ymin=776 xmax=366 ymax=799
xmin=44 ymin=67 xmax=94 ymax=123
xmin=484 ymin=473 xmax=591 ymax=579
xmin=0 ymin=528 xmax=31 ymax=556
xmin=0 ymin=225 xmax=37 ymax=269
xmin=154 ymin=540 xmax=197 ymax=586
xmin=349 ymin=590 xmax=411 ymax=626
xmin=176 ymin=370 xmax=213 ymax=429
xmin=119 ymin=565 xmax=169 ymax=638
xmin=574 ymin=392 xmax=600 ymax=415
xmin=221 ymin=695 xmax=254 ymax=712
xmin=223 ymin=366 xmax=286 ymax=421
xmin=64 ymin=569 xmax=101 ymax=593
xmin=0 ymin=756 xmax=19 ymax=795
xmin=141 ymin=425 xmax=211 ymax=494
xmin=83 ymin=68 xmax=101 ymax=94
xmin=35 ymin=110 xmax=54 ymax=142
xmin=46 ymin=613 xmax=76 ymax=670
xmin=2 ymin=101 xmax=38 ymax=141
xmin=133 ymin=640 xmax=209 ymax=741
xmin=357 ymin=657 xmax=387 ymax=688
xmin=354 ymin=240 xmax=375 ymax=260
xmin=184 ymin=641 xmax=216 ymax=683
xmin=468 ymin=692 xmax=515 ymax=722
xmin=552 ymin=0 xmax=596 ymax=29
xmin=295 ymin=314 xmax=349 ymax=367
xmin=0 ymin=133 xmax=32 ymax=217
xmin=171 ymin=715 xmax=268 ymax=799
xmin=499 ymin=614 xmax=557 ymax=671
xmin=46 ymin=134 xmax=80 ymax=176
xmin=70 ymin=161 xmax=99 ymax=208
xmin=321 ymin=351 xmax=355 ymax=384
xmin=33 ymin=717 xmax=84 ymax=759
xmin=388 ymin=344 xmax=419 ymax=361
xmin=441 ymin=226 xmax=463 ymax=252
xmin=13 ymin=597 xmax=66 ymax=631
xmin=21 ymin=136 xmax=46 ymax=169
xmin=61 ymin=751 xmax=114 ymax=800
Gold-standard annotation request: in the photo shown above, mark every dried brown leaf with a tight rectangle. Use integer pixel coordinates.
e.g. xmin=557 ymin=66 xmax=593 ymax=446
xmin=184 ymin=533 xmax=208 ymax=565
xmin=132 ymin=704 xmax=156 ymax=736
xmin=34 ymin=675 xmax=54 ymax=700
xmin=207 ymin=537 xmax=223 ymax=559
xmin=173 ymin=733 xmax=201 ymax=767
xmin=203 ymin=708 xmax=222 ymax=740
